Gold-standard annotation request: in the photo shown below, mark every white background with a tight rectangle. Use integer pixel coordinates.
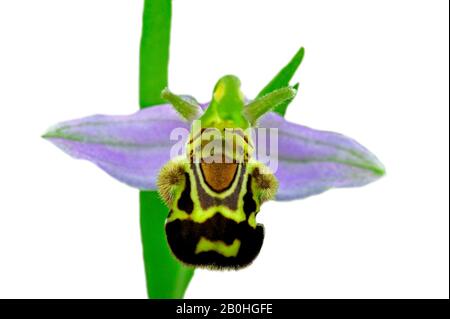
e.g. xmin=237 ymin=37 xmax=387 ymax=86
xmin=0 ymin=0 xmax=448 ymax=299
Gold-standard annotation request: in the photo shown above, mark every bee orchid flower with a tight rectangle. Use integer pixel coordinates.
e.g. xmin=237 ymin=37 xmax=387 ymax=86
xmin=43 ymin=73 xmax=385 ymax=268
xmin=43 ymin=0 xmax=385 ymax=298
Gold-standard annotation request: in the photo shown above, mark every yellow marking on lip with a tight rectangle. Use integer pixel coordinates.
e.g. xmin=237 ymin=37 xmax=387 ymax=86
xmin=195 ymin=237 xmax=241 ymax=257
xmin=248 ymin=212 xmax=257 ymax=228
xmin=166 ymin=205 xmax=247 ymax=224
xmin=213 ymin=81 xmax=226 ymax=101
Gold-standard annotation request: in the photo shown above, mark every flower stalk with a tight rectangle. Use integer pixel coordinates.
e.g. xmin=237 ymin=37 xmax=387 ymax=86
xmin=139 ymin=0 xmax=194 ymax=299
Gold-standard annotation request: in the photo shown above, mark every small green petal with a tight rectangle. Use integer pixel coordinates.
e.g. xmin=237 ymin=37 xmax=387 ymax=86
xmin=244 ymin=86 xmax=298 ymax=125
xmin=161 ymin=88 xmax=202 ymax=121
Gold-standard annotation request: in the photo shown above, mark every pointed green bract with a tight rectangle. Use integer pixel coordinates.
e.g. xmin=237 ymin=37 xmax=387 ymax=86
xmin=139 ymin=0 xmax=194 ymax=299
xmin=200 ymin=75 xmax=249 ymax=129
xmin=161 ymin=88 xmax=201 ymax=121
xmin=257 ymin=47 xmax=305 ymax=116
xmin=244 ymin=86 xmax=297 ymax=125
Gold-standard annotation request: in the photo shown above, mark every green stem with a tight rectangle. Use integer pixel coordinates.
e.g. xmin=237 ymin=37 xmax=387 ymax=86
xmin=139 ymin=0 xmax=194 ymax=299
